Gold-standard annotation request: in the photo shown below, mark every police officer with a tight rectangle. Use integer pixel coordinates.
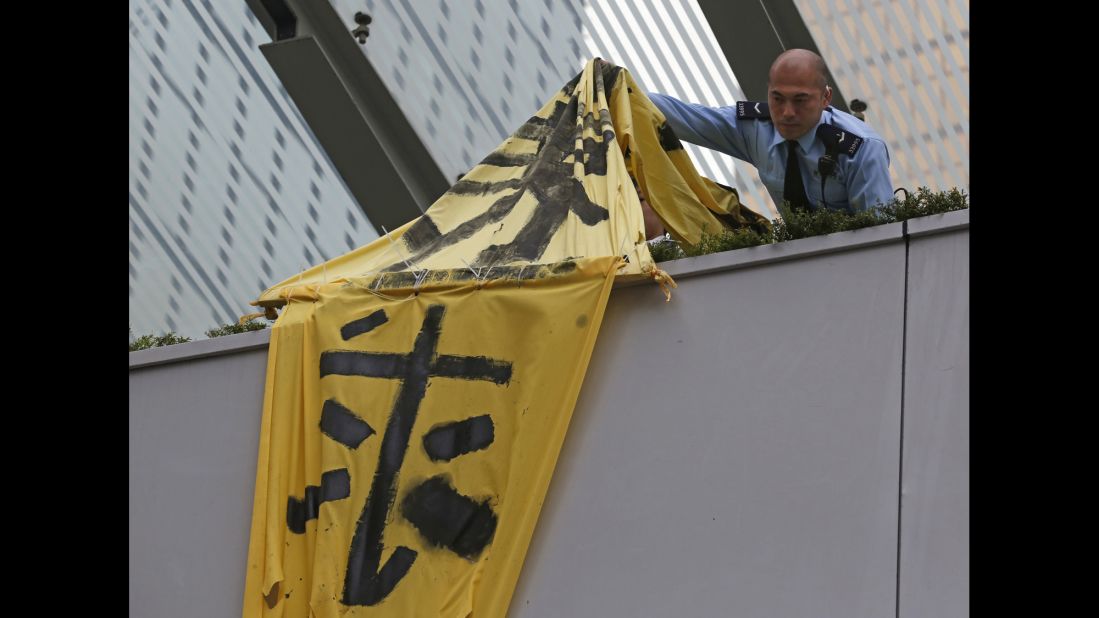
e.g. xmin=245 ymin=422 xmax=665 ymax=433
xmin=647 ymin=49 xmax=894 ymax=213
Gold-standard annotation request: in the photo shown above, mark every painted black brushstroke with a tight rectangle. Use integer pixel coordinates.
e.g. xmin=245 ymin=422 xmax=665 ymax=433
xmin=401 ymin=217 xmax=442 ymax=254
xmin=523 ymin=101 xmax=567 ymax=128
xmin=401 ymin=476 xmax=498 ymax=560
xmin=473 ymin=175 xmax=607 ymax=265
xmin=287 ymin=469 xmax=351 ymax=533
xmin=561 ymin=70 xmax=583 ymax=95
xmin=321 ymin=468 xmax=352 ymax=501
xmin=341 ymin=306 xmax=444 ymax=605
xmin=365 ymin=260 xmax=580 ymax=290
xmin=423 ymin=415 xmax=495 ymax=462
xmin=658 ymin=122 xmax=684 ymax=151
xmin=432 ymin=355 xmax=512 ymax=384
xmin=384 ymin=78 xmax=613 ymax=270
xmin=380 ymin=185 xmax=528 ymax=272
xmin=571 ymin=189 xmax=611 ymax=225
xmin=581 ymin=136 xmax=609 ymax=175
xmin=341 ymin=309 xmax=389 ymax=341
xmin=343 ymin=546 xmax=417 ymax=607
xmin=320 ymin=351 xmax=408 ymax=378
xmin=286 ymin=495 xmax=309 ymax=533
xmin=479 ymin=151 xmax=538 ymax=167
xmin=520 ymin=112 xmax=554 ymax=128
xmin=513 ymin=120 xmax=553 ymax=142
xmin=320 ymin=399 xmax=375 ymax=449
xmin=598 ymin=107 xmax=615 ymax=132
xmin=449 ymin=178 xmax=524 ymax=196
xmin=335 ymin=305 xmax=514 ymax=605
xmin=551 ymin=261 xmax=579 ymax=274
xmin=600 ymin=65 xmax=623 ymax=90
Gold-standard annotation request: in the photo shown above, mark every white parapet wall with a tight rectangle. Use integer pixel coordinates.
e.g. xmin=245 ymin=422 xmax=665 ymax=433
xmin=129 ymin=209 xmax=968 ymax=618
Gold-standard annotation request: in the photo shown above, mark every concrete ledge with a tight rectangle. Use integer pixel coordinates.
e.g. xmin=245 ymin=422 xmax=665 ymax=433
xmin=129 ymin=211 xmax=968 ymax=368
xmin=129 ymin=328 xmax=272 ymax=370
xmin=652 ymin=220 xmax=906 ymax=285
xmin=905 ymin=208 xmax=969 ymax=237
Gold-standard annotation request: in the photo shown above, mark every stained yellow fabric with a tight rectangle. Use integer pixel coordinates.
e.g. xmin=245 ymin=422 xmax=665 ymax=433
xmin=243 ymin=59 xmax=765 ymax=618
xmin=243 ymin=257 xmax=619 ymax=618
xmin=253 ymin=61 xmax=647 ymax=307
xmin=251 ymin=61 xmax=765 ymax=309
xmin=604 ymin=68 xmax=769 ymax=245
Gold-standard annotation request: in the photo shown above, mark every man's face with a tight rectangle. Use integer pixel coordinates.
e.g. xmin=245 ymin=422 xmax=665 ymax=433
xmin=767 ymin=66 xmax=831 ymax=140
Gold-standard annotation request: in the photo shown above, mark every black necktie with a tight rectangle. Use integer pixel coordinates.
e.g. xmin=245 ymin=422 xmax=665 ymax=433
xmin=784 ymin=140 xmax=810 ymax=212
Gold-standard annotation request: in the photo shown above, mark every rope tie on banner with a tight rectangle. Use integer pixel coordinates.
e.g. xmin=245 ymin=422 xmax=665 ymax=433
xmin=618 ymin=235 xmax=632 ymax=262
xmin=460 ymin=257 xmax=492 ymax=289
xmin=412 ymin=268 xmax=429 ymax=295
xmin=460 ymin=257 xmax=481 ymax=280
xmin=479 ymin=255 xmax=505 ymax=289
xmin=344 ymin=276 xmax=420 ymax=303
xmin=366 ymin=287 xmax=419 ymax=303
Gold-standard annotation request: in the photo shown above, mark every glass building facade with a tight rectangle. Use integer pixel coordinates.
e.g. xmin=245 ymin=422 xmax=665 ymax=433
xmin=130 ymin=0 xmax=968 ymax=339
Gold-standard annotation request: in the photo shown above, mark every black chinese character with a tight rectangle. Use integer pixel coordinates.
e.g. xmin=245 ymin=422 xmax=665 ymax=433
xmin=312 ymin=305 xmax=512 ymax=606
xmin=391 ymin=66 xmax=622 ymax=270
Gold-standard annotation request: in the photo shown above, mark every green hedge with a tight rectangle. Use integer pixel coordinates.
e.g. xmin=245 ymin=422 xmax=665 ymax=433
xmin=129 ymin=319 xmax=269 ymax=352
xmin=650 ymin=186 xmax=968 ymax=262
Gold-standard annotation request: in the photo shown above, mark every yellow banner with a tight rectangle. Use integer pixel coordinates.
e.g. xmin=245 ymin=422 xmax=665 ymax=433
xmin=244 ymin=59 xmax=768 ymax=617
xmin=244 ymin=257 xmax=618 ymax=617
xmin=251 ymin=61 xmax=766 ymax=309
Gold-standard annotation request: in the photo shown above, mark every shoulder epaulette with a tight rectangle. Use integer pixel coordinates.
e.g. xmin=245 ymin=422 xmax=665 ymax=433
xmin=735 ymin=101 xmax=770 ymax=120
xmin=816 ymin=123 xmax=864 ymax=157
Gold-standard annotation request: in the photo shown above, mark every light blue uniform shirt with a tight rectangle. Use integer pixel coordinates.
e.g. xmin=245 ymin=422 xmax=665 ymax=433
xmin=649 ymin=93 xmax=894 ymax=212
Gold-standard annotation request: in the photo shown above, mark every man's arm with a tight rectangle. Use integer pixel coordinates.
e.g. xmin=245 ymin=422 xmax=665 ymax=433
xmin=845 ymin=138 xmax=894 ymax=211
xmin=648 ymin=93 xmax=755 ymax=164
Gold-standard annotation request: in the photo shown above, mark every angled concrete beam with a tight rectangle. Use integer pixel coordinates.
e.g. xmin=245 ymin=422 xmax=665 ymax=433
xmin=244 ymin=0 xmax=450 ymax=233
xmin=696 ymin=0 xmax=850 ymax=112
